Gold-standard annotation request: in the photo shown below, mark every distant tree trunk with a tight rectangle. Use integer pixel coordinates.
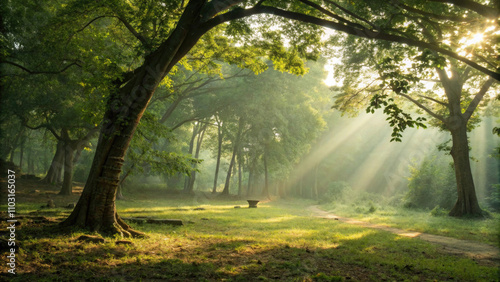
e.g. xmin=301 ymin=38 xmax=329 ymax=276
xmin=27 ymin=147 xmax=35 ymax=175
xmin=222 ymin=147 xmax=237 ymax=196
xmin=187 ymin=123 xmax=207 ymax=192
xmin=237 ymin=151 xmax=242 ymax=196
xmin=313 ymin=164 xmax=319 ymax=200
xmin=19 ymin=140 xmax=24 ymax=173
xmin=8 ymin=150 xmax=14 ymax=163
xmin=184 ymin=123 xmax=199 ymax=193
xmin=116 ymin=185 xmax=124 ymax=200
xmin=247 ymin=163 xmax=254 ymax=196
xmin=43 ymin=141 xmax=64 ymax=184
xmin=59 ymin=141 xmax=76 ymax=195
xmin=222 ymin=118 xmax=243 ymax=195
xmin=160 ymin=95 xmax=184 ymax=123
xmin=212 ymin=118 xmax=223 ymax=193
xmin=261 ymin=152 xmax=270 ymax=199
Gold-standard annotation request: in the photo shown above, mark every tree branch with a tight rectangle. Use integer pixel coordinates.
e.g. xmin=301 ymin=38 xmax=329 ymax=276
xmin=116 ymin=15 xmax=149 ymax=47
xmin=201 ymin=5 xmax=500 ymax=81
xmin=417 ymin=94 xmax=449 ymax=107
xmin=298 ymin=0 xmax=366 ymax=30
xmin=428 ymin=0 xmax=499 ymax=18
xmin=323 ymin=0 xmax=378 ymax=30
xmin=392 ymin=0 xmax=470 ymax=22
xmin=24 ymin=123 xmax=62 ymax=140
xmin=1 ymin=61 xmax=81 ymax=76
xmin=76 ymin=15 xmax=109 ymax=32
xmin=172 ymin=118 xmax=200 ymax=131
xmin=463 ymin=77 xmax=495 ymax=121
xmin=397 ymin=92 xmax=446 ymax=122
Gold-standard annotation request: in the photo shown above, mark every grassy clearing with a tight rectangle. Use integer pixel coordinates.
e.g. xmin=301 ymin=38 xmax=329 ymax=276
xmin=0 ymin=180 xmax=498 ymax=281
xmin=319 ymin=200 xmax=500 ymax=246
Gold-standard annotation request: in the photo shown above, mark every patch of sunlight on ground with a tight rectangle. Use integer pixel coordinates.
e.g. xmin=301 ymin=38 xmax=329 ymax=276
xmin=342 ymin=229 xmax=376 ymax=241
xmin=255 ymin=215 xmax=299 ymax=223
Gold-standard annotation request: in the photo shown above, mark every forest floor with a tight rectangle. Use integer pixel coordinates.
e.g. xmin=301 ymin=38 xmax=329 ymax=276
xmin=0 ymin=178 xmax=499 ymax=281
xmin=308 ymin=206 xmax=500 ymax=266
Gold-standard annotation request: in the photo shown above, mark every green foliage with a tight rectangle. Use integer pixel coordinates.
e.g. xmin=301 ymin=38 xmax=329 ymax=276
xmin=430 ymin=205 xmax=449 ymax=217
xmin=367 ymin=94 xmax=427 ymax=142
xmin=486 ymin=184 xmax=500 ymax=212
xmin=313 ymin=273 xmax=343 ymax=282
xmin=319 ymin=181 xmax=352 ymax=204
xmin=404 ymin=155 xmax=457 ymax=210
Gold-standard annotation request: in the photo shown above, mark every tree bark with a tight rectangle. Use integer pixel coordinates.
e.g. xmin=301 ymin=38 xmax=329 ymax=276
xmin=43 ymin=140 xmax=64 ymax=184
xmin=448 ymin=121 xmax=483 ymax=216
xmin=59 ymin=141 xmax=75 ymax=195
xmin=435 ymin=67 xmax=485 ymax=217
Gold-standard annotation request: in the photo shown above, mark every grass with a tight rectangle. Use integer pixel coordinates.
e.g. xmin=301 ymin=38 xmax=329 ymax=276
xmin=319 ymin=200 xmax=500 ymax=246
xmin=0 ymin=180 xmax=498 ymax=281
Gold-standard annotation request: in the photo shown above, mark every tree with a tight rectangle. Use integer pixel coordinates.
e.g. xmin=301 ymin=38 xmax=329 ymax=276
xmin=330 ymin=12 xmax=498 ymax=216
xmin=5 ymin=0 xmax=497 ymax=235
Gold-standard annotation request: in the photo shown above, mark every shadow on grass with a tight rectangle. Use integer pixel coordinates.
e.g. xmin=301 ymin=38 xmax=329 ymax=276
xmin=2 ymin=213 xmax=497 ymax=281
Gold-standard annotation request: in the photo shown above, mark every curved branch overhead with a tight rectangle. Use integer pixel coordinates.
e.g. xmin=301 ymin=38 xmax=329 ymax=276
xmin=201 ymin=1 xmax=499 ymax=81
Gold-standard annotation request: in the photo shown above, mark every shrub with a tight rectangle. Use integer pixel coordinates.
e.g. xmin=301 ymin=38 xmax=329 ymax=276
xmin=318 ymin=181 xmax=351 ymax=204
xmin=486 ymin=184 xmax=500 ymax=212
xmin=367 ymin=202 xmax=377 ymax=213
xmin=404 ymin=155 xmax=457 ymax=210
xmin=430 ymin=205 xmax=448 ymax=217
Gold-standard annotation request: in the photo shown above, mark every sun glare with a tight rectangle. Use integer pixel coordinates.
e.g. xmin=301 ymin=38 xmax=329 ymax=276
xmin=462 ymin=33 xmax=484 ymax=46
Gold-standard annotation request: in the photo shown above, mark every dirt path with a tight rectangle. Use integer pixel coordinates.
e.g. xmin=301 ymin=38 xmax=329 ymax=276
xmin=308 ymin=206 xmax=500 ymax=266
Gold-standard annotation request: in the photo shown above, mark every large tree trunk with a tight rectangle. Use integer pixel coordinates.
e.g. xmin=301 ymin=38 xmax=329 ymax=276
xmin=448 ymin=122 xmax=483 ymax=216
xmin=60 ymin=1 xmax=207 ymax=236
xmin=437 ymin=68 xmax=485 ymax=217
xmin=43 ymin=140 xmax=64 ymax=184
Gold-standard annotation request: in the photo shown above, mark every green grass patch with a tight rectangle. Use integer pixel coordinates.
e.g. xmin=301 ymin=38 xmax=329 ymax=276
xmin=1 ymin=193 xmax=498 ymax=281
xmin=320 ymin=201 xmax=500 ymax=245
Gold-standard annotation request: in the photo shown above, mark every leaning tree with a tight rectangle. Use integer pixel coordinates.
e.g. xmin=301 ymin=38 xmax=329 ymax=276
xmin=3 ymin=0 xmax=498 ymax=236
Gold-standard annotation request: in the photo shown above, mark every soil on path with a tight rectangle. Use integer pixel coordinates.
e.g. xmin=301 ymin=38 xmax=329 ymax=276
xmin=308 ymin=205 xmax=500 ymax=267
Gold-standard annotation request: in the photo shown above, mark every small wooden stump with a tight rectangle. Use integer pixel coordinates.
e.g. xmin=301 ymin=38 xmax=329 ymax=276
xmin=247 ymin=200 xmax=259 ymax=208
